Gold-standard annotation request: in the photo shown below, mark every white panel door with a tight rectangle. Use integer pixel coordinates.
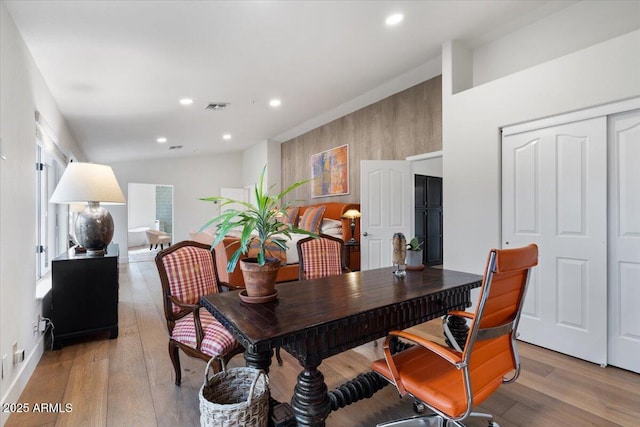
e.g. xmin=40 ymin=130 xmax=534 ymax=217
xmin=502 ymin=117 xmax=608 ymax=365
xmin=608 ymin=110 xmax=640 ymax=373
xmin=360 ymin=160 xmax=412 ymax=270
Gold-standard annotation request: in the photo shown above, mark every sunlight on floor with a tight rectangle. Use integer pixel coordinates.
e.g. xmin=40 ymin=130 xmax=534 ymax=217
xmin=127 ymin=245 xmax=159 ymax=263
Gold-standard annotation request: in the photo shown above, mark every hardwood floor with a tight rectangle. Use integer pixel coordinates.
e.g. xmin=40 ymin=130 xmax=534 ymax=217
xmin=7 ymin=254 xmax=640 ymax=427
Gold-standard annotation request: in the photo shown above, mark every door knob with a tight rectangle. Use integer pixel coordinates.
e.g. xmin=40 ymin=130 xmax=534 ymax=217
xmin=363 ymin=232 xmax=368 ymax=237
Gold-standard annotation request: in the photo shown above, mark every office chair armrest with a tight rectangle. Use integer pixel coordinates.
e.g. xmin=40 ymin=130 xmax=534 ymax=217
xmin=442 ymin=311 xmax=474 ymax=352
xmin=388 ymin=330 xmax=463 ymax=366
xmin=382 ymin=330 xmax=464 ymax=396
xmin=382 ymin=335 xmax=407 ymax=396
xmin=446 ymin=310 xmax=475 ymax=319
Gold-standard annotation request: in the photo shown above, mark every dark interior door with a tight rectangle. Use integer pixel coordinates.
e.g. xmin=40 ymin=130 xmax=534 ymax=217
xmin=415 ymin=175 xmax=443 ymax=266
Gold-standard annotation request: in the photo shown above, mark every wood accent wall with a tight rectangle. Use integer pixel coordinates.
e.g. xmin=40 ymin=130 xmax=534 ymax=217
xmin=281 ymin=75 xmax=442 ymax=204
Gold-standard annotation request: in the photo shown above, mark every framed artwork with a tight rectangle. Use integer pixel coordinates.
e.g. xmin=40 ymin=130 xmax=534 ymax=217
xmin=311 ymin=144 xmax=349 ymax=198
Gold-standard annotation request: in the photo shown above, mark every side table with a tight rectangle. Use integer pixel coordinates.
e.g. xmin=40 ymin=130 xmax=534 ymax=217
xmin=344 ymin=240 xmax=360 ymax=271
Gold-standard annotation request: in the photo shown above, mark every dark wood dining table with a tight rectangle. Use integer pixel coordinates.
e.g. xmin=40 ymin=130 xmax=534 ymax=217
xmin=201 ymin=266 xmax=482 ymax=426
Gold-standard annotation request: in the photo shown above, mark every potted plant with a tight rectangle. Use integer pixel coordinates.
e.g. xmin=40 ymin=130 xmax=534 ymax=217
xmin=200 ymin=165 xmax=315 ymax=301
xmin=406 ymin=237 xmax=424 ymax=268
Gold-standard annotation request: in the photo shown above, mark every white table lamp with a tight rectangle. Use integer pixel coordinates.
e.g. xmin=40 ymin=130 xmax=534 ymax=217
xmin=50 ymin=162 xmax=125 ymax=256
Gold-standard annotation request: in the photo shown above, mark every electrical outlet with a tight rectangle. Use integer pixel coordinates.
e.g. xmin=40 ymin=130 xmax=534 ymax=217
xmin=12 ymin=341 xmax=25 ymax=365
xmin=14 ymin=349 xmax=25 ymax=364
xmin=34 ymin=314 xmax=47 ymax=333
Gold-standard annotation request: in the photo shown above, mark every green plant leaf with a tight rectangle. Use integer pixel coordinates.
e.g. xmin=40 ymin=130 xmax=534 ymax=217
xmin=199 ymin=163 xmax=315 ymax=272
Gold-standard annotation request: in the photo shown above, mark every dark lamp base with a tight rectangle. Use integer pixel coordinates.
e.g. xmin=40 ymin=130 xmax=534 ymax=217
xmin=75 ymin=202 xmax=114 ymax=257
xmin=86 ymin=248 xmax=106 ymax=257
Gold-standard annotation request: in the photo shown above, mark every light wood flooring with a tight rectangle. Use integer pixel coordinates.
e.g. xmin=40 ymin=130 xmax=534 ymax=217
xmin=7 ymin=252 xmax=640 ymax=427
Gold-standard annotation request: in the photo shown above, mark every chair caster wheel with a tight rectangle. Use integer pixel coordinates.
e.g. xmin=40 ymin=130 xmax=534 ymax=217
xmin=488 ymin=422 xmax=500 ymax=427
xmin=412 ymin=400 xmax=426 ymax=413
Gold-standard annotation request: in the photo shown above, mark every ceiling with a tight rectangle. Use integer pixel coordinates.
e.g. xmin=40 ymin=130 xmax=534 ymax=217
xmin=5 ymin=0 xmax=573 ymax=164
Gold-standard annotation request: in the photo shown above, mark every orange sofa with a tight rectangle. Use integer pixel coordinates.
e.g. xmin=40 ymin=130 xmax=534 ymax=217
xmin=212 ymin=202 xmax=360 ymax=288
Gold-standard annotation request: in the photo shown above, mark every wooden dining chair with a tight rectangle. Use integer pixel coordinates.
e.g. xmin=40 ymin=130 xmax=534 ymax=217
xmin=372 ymin=244 xmax=538 ymax=427
xmin=155 ymin=241 xmax=244 ymax=386
xmin=297 ymin=234 xmax=349 ymax=280
xmin=269 ymin=234 xmax=351 ymax=366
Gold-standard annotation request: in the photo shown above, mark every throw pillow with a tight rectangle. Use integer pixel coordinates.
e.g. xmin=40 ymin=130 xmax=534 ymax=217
xmin=320 ymin=218 xmax=342 ymax=233
xmin=281 ymin=207 xmax=299 ymax=227
xmin=298 ymin=206 xmax=326 ymax=234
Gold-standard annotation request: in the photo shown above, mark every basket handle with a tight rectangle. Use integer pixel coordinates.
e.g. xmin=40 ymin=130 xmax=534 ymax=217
xmin=203 ymin=357 xmax=226 ymax=385
xmin=247 ymin=370 xmax=269 ymax=406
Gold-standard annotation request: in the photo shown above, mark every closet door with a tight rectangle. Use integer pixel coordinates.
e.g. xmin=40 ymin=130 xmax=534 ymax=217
xmin=414 ymin=175 xmax=443 ymax=266
xmin=502 ymin=117 xmax=607 ymax=365
xmin=608 ymin=110 xmax=640 ymax=374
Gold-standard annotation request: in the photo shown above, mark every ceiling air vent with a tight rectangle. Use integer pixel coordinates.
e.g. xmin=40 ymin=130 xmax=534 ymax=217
xmin=205 ymin=102 xmax=230 ymax=111
xmin=168 ymin=145 xmax=183 ymax=150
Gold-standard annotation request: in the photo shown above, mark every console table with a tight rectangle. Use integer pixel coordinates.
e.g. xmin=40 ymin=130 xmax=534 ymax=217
xmin=50 ymin=244 xmax=119 ymax=348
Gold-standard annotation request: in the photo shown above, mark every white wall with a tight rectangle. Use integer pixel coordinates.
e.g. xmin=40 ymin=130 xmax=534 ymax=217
xmin=242 ymin=139 xmax=281 ymax=192
xmin=442 ymin=29 xmax=640 ymax=276
xmin=473 ymin=1 xmax=640 ymax=86
xmin=128 ymin=183 xmax=156 ymax=229
xmin=242 ymin=139 xmax=281 ymax=207
xmin=412 ymin=157 xmax=443 ymax=178
xmin=0 ymin=3 xmax=85 ymax=422
xmin=109 ymin=152 xmax=243 ymax=261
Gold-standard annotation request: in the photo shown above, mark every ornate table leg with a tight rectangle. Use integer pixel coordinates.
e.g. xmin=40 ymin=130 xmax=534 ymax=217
xmin=244 ymin=348 xmax=273 ymax=373
xmin=291 ymin=361 xmax=331 ymax=426
xmin=445 ymin=315 xmax=469 ymax=350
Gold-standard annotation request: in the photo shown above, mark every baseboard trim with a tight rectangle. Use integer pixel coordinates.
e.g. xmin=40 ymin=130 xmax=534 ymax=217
xmin=0 ymin=334 xmax=45 ymax=427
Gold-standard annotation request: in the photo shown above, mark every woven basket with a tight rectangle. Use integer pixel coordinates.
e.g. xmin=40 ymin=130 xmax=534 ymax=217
xmin=199 ymin=358 xmax=270 ymax=427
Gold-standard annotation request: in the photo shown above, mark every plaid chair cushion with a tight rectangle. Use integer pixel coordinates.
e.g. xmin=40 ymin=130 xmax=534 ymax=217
xmin=161 ymin=245 xmax=219 ymax=313
xmin=172 ymin=308 xmax=238 ymax=357
xmin=300 ymin=237 xmax=343 ymax=280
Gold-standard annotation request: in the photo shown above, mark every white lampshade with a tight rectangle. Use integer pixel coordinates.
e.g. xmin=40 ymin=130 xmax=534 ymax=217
xmin=50 ymin=162 xmax=125 ymax=204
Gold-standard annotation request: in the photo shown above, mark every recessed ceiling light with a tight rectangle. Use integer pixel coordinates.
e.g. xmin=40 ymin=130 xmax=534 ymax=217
xmin=385 ymin=13 xmax=404 ymax=26
xmin=222 ymin=134 xmax=232 ymax=140
xmin=179 ymin=98 xmax=193 ymax=105
xmin=269 ymin=99 xmax=282 ymax=108
xmin=157 ymin=137 xmax=167 ymax=143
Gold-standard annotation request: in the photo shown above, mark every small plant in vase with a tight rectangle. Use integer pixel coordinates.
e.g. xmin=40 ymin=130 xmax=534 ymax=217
xmin=406 ymin=237 xmax=424 ymax=269
xmin=200 ymin=165 xmax=315 ymax=302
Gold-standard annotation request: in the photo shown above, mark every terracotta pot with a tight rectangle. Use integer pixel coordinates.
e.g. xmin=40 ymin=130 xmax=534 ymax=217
xmin=406 ymin=250 xmax=423 ymax=267
xmin=240 ymin=258 xmax=280 ymax=297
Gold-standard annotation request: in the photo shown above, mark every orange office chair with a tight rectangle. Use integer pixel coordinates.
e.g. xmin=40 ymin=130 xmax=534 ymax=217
xmin=155 ymin=241 xmax=244 ymax=386
xmin=372 ymin=244 xmax=538 ymax=427
xmin=297 ymin=234 xmax=349 ymax=280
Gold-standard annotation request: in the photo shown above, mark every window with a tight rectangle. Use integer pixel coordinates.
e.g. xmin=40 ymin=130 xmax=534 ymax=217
xmin=35 ymin=113 xmax=67 ymax=280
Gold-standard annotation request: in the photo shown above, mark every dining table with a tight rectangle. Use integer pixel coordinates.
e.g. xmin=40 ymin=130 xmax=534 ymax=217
xmin=201 ymin=266 xmax=482 ymax=426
